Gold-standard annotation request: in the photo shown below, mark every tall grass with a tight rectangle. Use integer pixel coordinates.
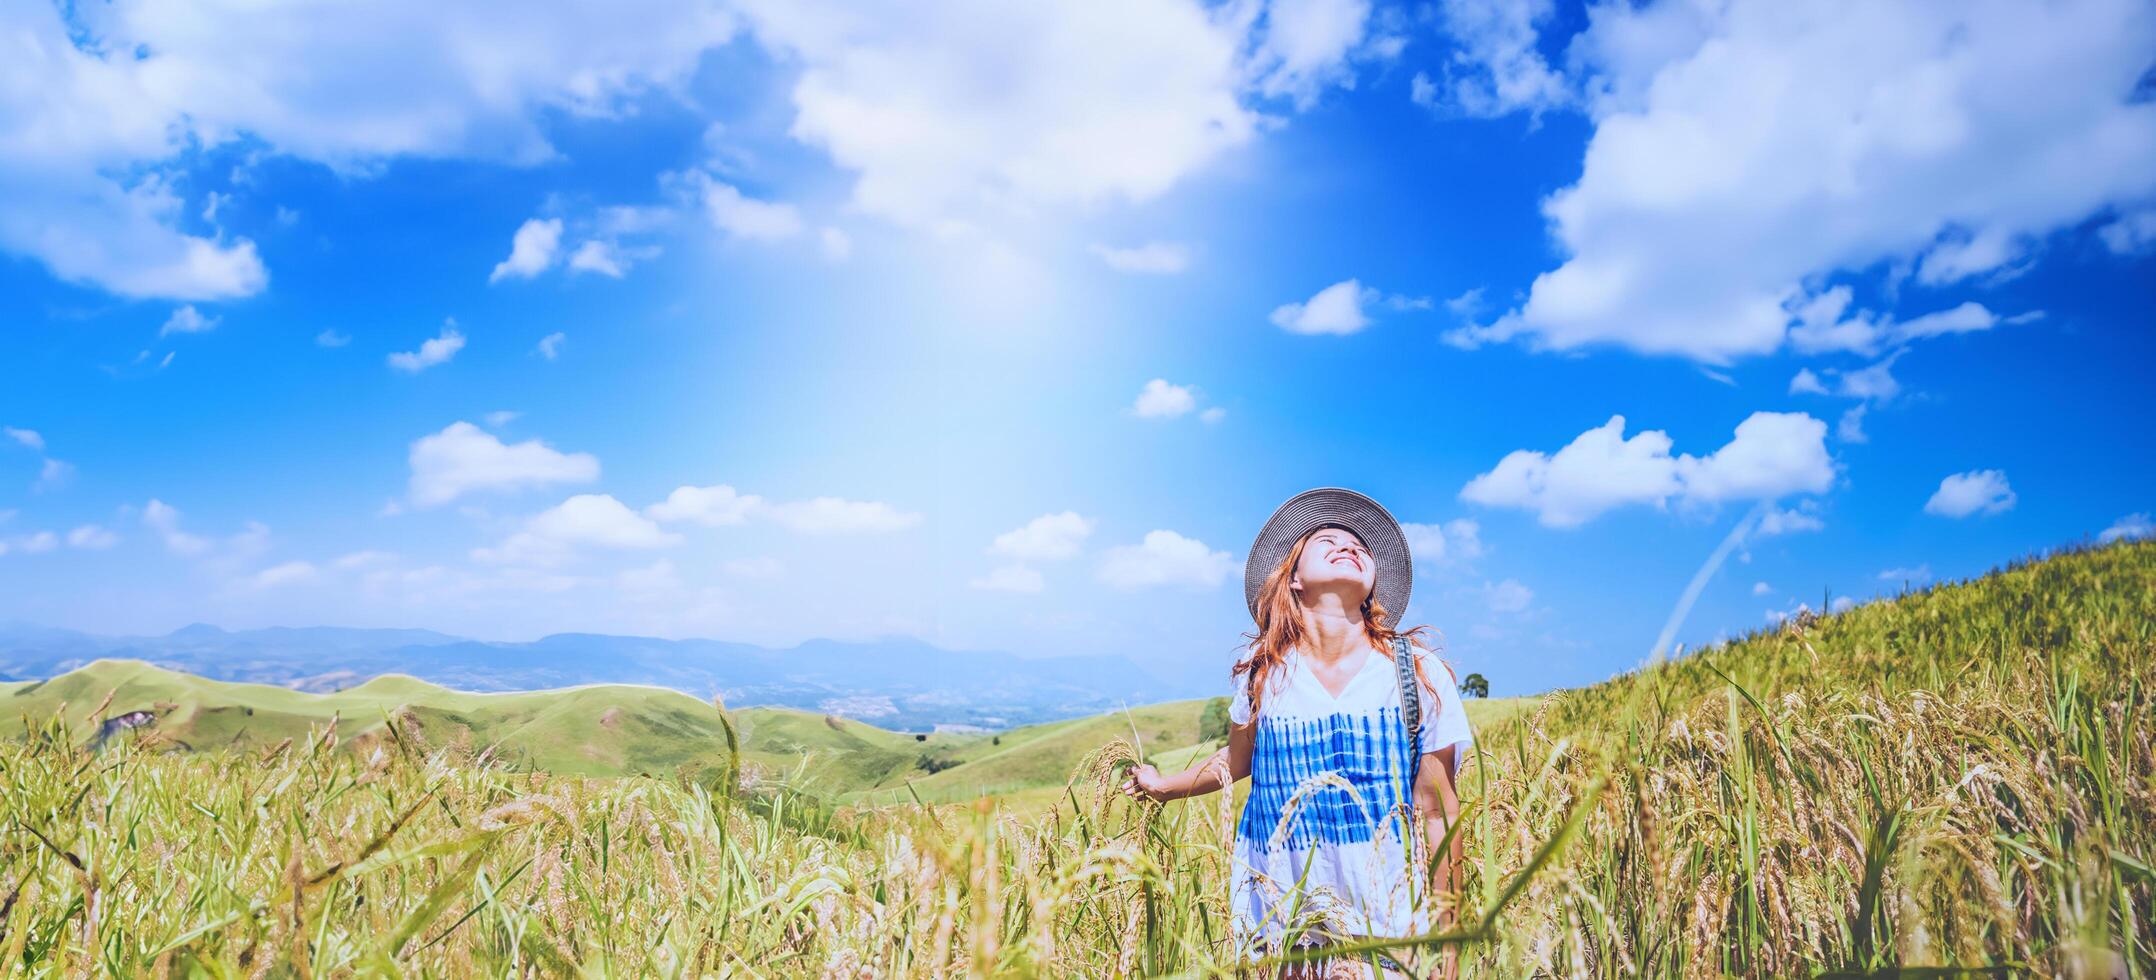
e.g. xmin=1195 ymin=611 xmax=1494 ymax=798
xmin=0 ymin=539 xmax=2149 ymax=977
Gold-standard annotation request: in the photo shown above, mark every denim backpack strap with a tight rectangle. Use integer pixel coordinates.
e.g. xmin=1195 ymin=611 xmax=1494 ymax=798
xmin=1393 ymin=634 xmax=1423 ymax=808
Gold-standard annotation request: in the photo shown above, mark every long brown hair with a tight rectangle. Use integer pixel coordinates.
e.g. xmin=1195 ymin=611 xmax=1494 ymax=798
xmin=1234 ymin=524 xmax=1447 ymax=720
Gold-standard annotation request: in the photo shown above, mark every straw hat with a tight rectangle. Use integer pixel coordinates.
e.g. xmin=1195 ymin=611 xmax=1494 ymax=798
xmin=1243 ymin=486 xmax=1412 ymax=628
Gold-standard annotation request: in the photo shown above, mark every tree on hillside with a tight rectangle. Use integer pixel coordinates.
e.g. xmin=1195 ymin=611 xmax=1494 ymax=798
xmin=1460 ymin=673 xmax=1489 ymax=699
xmin=1199 ymin=696 xmax=1231 ymax=743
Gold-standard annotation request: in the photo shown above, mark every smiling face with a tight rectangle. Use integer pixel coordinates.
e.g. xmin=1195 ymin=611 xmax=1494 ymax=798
xmin=1289 ymin=524 xmax=1376 ymax=611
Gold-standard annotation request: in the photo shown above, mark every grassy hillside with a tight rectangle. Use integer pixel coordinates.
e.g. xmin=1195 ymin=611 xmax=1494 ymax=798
xmin=0 ymin=538 xmax=2147 ymax=976
xmin=0 ymin=659 xmax=740 ymax=778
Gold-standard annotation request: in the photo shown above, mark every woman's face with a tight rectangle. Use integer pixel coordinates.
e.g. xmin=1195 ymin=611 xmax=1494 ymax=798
xmin=1291 ymin=526 xmax=1375 ymax=608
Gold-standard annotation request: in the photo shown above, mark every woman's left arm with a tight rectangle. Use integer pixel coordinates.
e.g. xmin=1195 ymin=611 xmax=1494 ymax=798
xmin=1413 ymin=746 xmax=1464 ymax=919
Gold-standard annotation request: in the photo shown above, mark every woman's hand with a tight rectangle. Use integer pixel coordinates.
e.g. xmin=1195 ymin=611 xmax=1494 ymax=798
xmin=1121 ymin=762 xmax=1171 ymax=802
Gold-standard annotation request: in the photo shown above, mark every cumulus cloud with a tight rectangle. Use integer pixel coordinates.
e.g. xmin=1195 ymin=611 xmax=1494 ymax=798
xmin=2100 ymin=513 xmax=2153 ymax=543
xmin=1133 ymin=379 xmax=1200 ymax=419
xmin=1751 ymin=581 xmax=1772 ymax=597
xmin=1924 ymin=469 xmax=2016 ymax=518
xmin=969 ymin=564 xmax=1045 ymax=593
xmin=1091 ymin=241 xmax=1192 ymax=274
xmin=3 ymin=427 xmax=42 ymax=452
xmin=1414 ymin=0 xmax=1567 ymax=118
xmin=489 ymin=218 xmax=563 ymax=282
xmin=536 ymin=332 xmax=566 ymax=360
xmin=1401 ymin=518 xmax=1484 ymax=565
xmin=1097 ymin=529 xmax=1234 ymax=590
xmin=159 ymin=305 xmax=219 ymax=336
xmin=1878 ymin=564 xmax=1932 ymax=583
xmin=475 ymin=494 xmax=683 ymax=565
xmin=2098 ymin=208 xmax=2156 ymax=255
xmin=1483 ymin=578 xmax=1534 ymax=614
xmin=646 ymin=484 xmax=762 ymax=527
xmin=567 ymin=240 xmax=627 ymax=277
xmin=734 ymin=0 xmax=1271 ymax=230
xmin=1244 ymin=0 xmax=1377 ymax=108
xmin=0 ymin=1 xmax=733 ymax=300
xmin=1271 ymin=279 xmax=1371 ymax=334
xmin=1453 ymin=0 xmax=2156 ymax=362
xmin=388 ymin=322 xmax=466 ymax=373
xmin=989 ymin=511 xmax=1095 ymax=561
xmin=1461 ymin=411 xmax=1835 ymax=527
xmin=691 ymin=174 xmax=804 ymax=241
xmin=1753 ymin=502 xmax=1825 ymax=537
xmin=315 ymin=329 xmax=351 ymax=348
xmin=407 ymin=421 xmax=600 ymax=507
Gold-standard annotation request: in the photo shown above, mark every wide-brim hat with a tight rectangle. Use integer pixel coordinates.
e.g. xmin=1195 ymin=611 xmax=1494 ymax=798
xmin=1244 ymin=486 xmax=1412 ymax=629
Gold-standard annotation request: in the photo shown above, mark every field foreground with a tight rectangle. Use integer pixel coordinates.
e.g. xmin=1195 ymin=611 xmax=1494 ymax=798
xmin=0 ymin=540 xmax=2150 ymax=976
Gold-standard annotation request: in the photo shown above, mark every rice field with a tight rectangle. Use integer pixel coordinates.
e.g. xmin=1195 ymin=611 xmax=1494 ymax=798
xmin=0 ymin=538 xmax=2149 ymax=977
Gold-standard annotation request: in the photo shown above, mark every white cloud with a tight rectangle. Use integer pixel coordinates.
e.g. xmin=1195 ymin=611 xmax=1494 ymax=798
xmin=1402 ymin=518 xmax=1484 ymax=565
xmin=314 ymin=329 xmax=351 ymax=348
xmin=969 ymin=564 xmax=1045 ymax=593
xmin=760 ymin=497 xmax=922 ymax=534
xmin=1461 ymin=411 xmax=1835 ymax=527
xmin=475 ymin=494 xmax=683 ymax=565
xmin=142 ymin=499 xmax=210 ymax=557
xmin=483 ymin=410 xmax=520 ymax=428
xmin=388 ymin=322 xmax=466 ymax=373
xmin=989 ymin=511 xmax=1095 ymax=561
xmin=2100 ymin=513 xmax=2153 ymax=543
xmin=734 ymin=0 xmax=1267 ymax=230
xmin=2098 ymin=208 xmax=2156 ymax=255
xmin=1750 ymin=581 xmax=1772 ymax=597
xmin=1416 ymin=0 xmax=1566 ymax=118
xmin=1246 ymin=0 xmax=1375 ymax=108
xmin=407 ymin=421 xmax=600 ymax=507
xmin=1788 ymin=369 xmax=1829 ymax=396
xmin=1199 ymin=406 xmax=1227 ymax=424
xmin=1461 ymin=0 xmax=2156 ymax=362
xmin=692 ymin=174 xmax=803 ymax=241
xmin=159 ymin=304 xmax=219 ymax=336
xmin=1132 ymin=379 xmax=1199 ymax=418
xmin=1097 ymin=529 xmax=1233 ymax=590
xmin=536 ymin=332 xmax=566 ymax=360
xmin=1878 ymin=564 xmax=1932 ymax=583
xmin=1753 ymin=502 xmax=1824 ymax=537
xmin=1270 ymin=279 xmax=1370 ymax=334
xmin=1091 ymin=241 xmax=1192 ymax=274
xmin=34 ymin=458 xmax=74 ymax=492
xmin=490 ymin=218 xmax=562 ymax=282
xmin=1924 ymin=469 xmax=2016 ymax=518
xmin=0 ymin=2 xmax=732 ymax=300
xmin=646 ymin=484 xmax=763 ymax=527
xmin=3 ymin=427 xmax=42 ymax=452
xmin=67 ymin=524 xmax=119 ymax=549
xmin=1484 ymin=578 xmax=1533 ymax=614
xmin=249 ymin=560 xmax=318 ymax=589
xmin=1836 ymin=404 xmax=1869 ymax=445
xmin=567 ymin=239 xmax=627 ymax=277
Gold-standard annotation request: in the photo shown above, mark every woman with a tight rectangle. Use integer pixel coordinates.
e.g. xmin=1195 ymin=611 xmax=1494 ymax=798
xmin=1122 ymin=487 xmax=1475 ymax=978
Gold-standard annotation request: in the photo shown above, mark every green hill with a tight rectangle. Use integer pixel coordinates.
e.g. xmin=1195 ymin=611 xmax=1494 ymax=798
xmin=0 ymin=659 xmax=740 ymax=778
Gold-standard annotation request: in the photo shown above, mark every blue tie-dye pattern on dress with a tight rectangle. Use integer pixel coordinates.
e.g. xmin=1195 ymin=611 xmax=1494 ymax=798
xmin=1238 ymin=704 xmax=1419 ymax=849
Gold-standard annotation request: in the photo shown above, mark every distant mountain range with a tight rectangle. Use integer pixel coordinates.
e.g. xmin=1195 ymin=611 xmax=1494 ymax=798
xmin=0 ymin=622 xmax=1178 ymax=730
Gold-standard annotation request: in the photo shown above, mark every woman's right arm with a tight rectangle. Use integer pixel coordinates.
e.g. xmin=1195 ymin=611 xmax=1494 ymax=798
xmin=1120 ymin=722 xmax=1252 ymax=802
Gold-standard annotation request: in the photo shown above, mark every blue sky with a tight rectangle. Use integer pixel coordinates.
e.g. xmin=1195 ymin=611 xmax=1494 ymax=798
xmin=2 ymin=0 xmax=2151 ymax=697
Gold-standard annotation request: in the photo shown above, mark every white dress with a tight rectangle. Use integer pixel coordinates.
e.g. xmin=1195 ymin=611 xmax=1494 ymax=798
xmin=1227 ymin=641 xmax=1476 ymax=953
